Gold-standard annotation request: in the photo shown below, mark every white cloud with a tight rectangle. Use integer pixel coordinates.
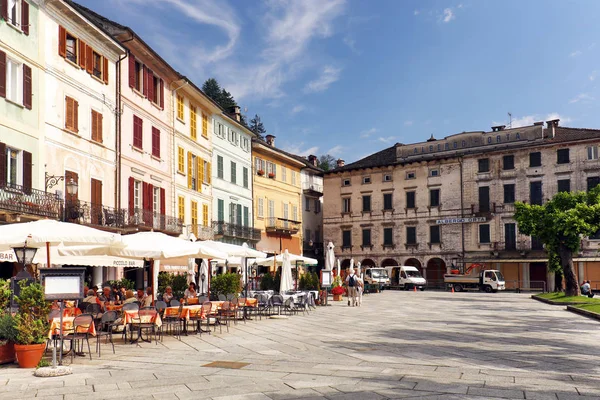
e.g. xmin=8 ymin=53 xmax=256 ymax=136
xmin=589 ymin=70 xmax=598 ymax=81
xmin=494 ymin=113 xmax=572 ymax=128
xmin=327 ymin=145 xmax=344 ymax=156
xmin=304 ymin=66 xmax=342 ymax=93
xmin=282 ymin=142 xmax=319 ymax=157
xmin=404 ymin=120 xmax=413 ymax=126
xmin=457 ymin=3 xmax=463 ymax=8
xmin=569 ymin=93 xmax=595 ymax=104
xmin=413 ymin=9 xmax=420 ymax=15
xmin=442 ymin=8 xmax=454 ymax=23
xmin=377 ymin=136 xmax=397 ymax=144
xmin=360 ymin=127 xmax=378 ymax=138
xmin=569 ymin=50 xmax=582 ymax=57
xmin=343 ymin=36 xmax=359 ymax=54
xmin=291 ymin=105 xmax=305 ymax=114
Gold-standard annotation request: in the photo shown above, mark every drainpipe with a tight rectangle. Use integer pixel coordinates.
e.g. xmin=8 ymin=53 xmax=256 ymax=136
xmin=459 ymin=157 xmax=465 ymax=269
xmin=170 ymin=80 xmax=189 ymax=234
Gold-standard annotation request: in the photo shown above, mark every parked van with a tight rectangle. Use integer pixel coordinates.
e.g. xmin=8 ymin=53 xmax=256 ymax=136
xmin=363 ymin=267 xmax=390 ymax=289
xmin=385 ymin=266 xmax=427 ymax=290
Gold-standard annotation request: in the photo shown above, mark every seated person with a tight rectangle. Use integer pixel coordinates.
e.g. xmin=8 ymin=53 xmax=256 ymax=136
xmin=135 ymin=288 xmax=146 ymax=304
xmin=581 ymin=280 xmax=592 ymax=296
xmin=123 ymin=290 xmax=137 ymax=304
xmin=98 ymin=286 xmax=115 ymax=303
xmin=83 ymin=289 xmax=101 ymax=305
xmin=142 ymin=287 xmax=154 ymax=308
xmin=162 ymin=286 xmax=174 ymax=305
xmin=182 ymin=282 xmax=197 ymax=302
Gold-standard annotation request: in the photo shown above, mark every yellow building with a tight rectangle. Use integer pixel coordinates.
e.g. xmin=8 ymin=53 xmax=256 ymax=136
xmin=252 ymin=135 xmax=305 ymax=255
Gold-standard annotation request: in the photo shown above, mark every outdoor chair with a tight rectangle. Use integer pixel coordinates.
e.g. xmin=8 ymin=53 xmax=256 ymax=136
xmin=170 ymin=299 xmax=181 ymax=307
xmin=218 ymin=294 xmax=226 ymax=301
xmin=270 ymin=294 xmax=284 ymax=315
xmin=62 ymin=313 xmax=94 ymax=362
xmin=201 ymin=302 xmax=215 ymax=334
xmin=122 ymin=302 xmax=139 ymax=311
xmin=254 ymin=294 xmax=269 ymax=319
xmin=197 ymin=296 xmax=207 ymax=303
xmin=159 ymin=302 xmax=182 ymax=340
xmin=188 ymin=306 xmax=204 ymax=334
xmin=96 ymin=311 xmax=118 ymax=357
xmin=78 ymin=301 xmax=91 ymax=314
xmin=85 ymin=303 xmax=103 ymax=328
xmin=130 ymin=309 xmax=158 ymax=344
xmin=283 ymin=298 xmax=299 ymax=316
xmin=215 ymin=301 xmax=231 ymax=333
xmin=226 ymin=294 xmax=236 ymax=301
xmin=236 ymin=298 xmax=247 ymax=323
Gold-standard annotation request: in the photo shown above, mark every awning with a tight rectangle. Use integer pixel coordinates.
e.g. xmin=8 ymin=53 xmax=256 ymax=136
xmin=0 ymin=249 xmax=144 ymax=268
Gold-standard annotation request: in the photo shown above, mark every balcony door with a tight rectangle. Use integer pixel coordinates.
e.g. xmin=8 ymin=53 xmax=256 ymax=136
xmin=65 ymin=170 xmax=79 ymax=221
xmin=91 ymin=178 xmax=102 ymax=225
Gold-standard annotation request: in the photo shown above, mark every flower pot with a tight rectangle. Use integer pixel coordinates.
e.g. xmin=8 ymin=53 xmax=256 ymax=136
xmin=0 ymin=341 xmax=15 ymax=365
xmin=14 ymin=343 xmax=46 ymax=368
xmin=333 ymin=294 xmax=343 ymax=301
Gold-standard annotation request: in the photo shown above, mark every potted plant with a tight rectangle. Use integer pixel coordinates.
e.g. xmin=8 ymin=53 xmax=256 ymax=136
xmin=0 ymin=279 xmax=16 ymax=364
xmin=331 ymin=276 xmax=344 ymax=301
xmin=257 ymin=169 xmax=265 ymax=176
xmin=13 ymin=281 xmax=51 ymax=368
xmin=268 ymin=172 xmax=275 ymax=179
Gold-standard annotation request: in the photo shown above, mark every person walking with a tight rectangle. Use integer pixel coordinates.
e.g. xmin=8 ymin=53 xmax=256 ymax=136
xmin=345 ymin=268 xmax=358 ymax=306
xmin=356 ymin=271 xmax=364 ymax=307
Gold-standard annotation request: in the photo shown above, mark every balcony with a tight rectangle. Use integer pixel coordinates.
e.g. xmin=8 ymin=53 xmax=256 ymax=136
xmin=63 ymin=200 xmax=183 ymax=235
xmin=213 ymin=221 xmax=261 ymax=242
xmin=187 ymin=224 xmax=214 ymax=241
xmin=470 ymin=202 xmax=496 ymax=217
xmin=302 ymin=182 xmax=323 ymax=196
xmin=265 ymin=217 xmax=300 ymax=235
xmin=0 ymin=183 xmax=61 ymax=220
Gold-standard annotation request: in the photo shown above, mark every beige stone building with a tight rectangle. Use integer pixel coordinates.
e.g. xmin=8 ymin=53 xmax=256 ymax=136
xmin=323 ymin=120 xmax=600 ymax=290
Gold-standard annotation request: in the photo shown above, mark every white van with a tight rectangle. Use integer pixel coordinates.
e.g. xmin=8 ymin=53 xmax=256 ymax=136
xmin=386 ymin=266 xmax=427 ymax=290
xmin=363 ymin=267 xmax=390 ymax=289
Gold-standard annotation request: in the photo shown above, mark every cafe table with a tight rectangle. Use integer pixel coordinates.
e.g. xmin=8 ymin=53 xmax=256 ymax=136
xmin=48 ymin=316 xmax=96 ymax=340
xmin=123 ymin=309 xmax=162 ymax=343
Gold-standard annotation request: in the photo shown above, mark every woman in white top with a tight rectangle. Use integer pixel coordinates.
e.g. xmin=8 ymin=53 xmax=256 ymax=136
xmin=183 ymin=282 xmax=197 ymax=299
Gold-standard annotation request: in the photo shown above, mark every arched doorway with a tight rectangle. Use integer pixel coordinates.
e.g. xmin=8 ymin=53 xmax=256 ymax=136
xmin=404 ymin=258 xmax=422 ymax=271
xmin=361 ymin=259 xmax=376 ymax=268
xmin=340 ymin=259 xmax=351 ymax=277
xmin=426 ymin=258 xmax=446 ymax=288
xmin=381 ymin=258 xmax=398 ymax=268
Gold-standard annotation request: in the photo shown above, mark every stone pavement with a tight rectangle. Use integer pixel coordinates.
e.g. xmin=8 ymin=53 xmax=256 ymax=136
xmin=2 ymin=291 xmax=600 ymax=400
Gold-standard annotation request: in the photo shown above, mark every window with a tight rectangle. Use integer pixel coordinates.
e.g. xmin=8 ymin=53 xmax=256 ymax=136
xmin=362 ymin=176 xmax=371 ymax=184
xmin=503 ymin=184 xmax=515 ymax=204
xmin=255 ymin=157 xmax=265 ymax=174
xmin=587 ymin=176 xmax=600 ymax=191
xmin=429 ymin=169 xmax=440 ymax=177
xmin=134 ymin=60 xmax=143 ymax=92
xmin=406 ymin=226 xmax=417 ymax=245
xmin=557 ymin=179 xmax=570 ymax=193
xmin=314 ymin=199 xmax=321 ymax=213
xmin=342 ymin=230 xmax=352 ymax=248
xmin=305 ymin=196 xmax=310 ymax=211
xmin=281 ymin=167 xmax=287 ymax=183
xmin=531 ymin=236 xmax=544 ymax=250
xmin=190 ymin=105 xmax=197 ymax=140
xmin=383 ymin=228 xmax=393 ymax=246
xmin=178 ymin=196 xmax=185 ymax=222
xmin=291 ymin=171 xmax=296 ymax=186
xmin=266 ymin=161 xmax=276 ymax=178
xmin=153 ymin=186 xmax=160 ymax=216
xmin=362 ymin=195 xmax=371 ymax=212
xmin=478 ymin=158 xmax=490 ymax=173
xmin=230 ymin=161 xmax=236 ymax=184
xmin=177 ymin=147 xmax=184 ymax=173
xmin=479 ymin=224 xmax=490 ymax=243
xmin=362 ymin=229 xmax=371 ymax=247
xmin=133 ymin=115 xmax=142 ymax=149
xmin=91 ymin=110 xmax=103 ymax=143
xmin=305 ymin=229 xmax=311 ymax=241
xmin=191 ymin=201 xmax=198 ymax=236
xmin=243 ymin=167 xmax=248 ymax=188
xmin=92 ymin=51 xmax=102 ymax=79
xmin=503 ymin=155 xmax=515 ymax=170
xmin=227 ymin=128 xmax=234 ymax=142
xmin=5 ymin=58 xmax=22 ymax=104
xmin=587 ymin=146 xmax=599 ymax=160
xmin=243 ymin=206 xmax=249 ymax=227
xmin=202 ymin=204 xmax=209 ymax=226
xmin=216 ymin=199 xmax=224 ymax=222
xmin=505 ymin=223 xmax=516 ymax=250
xmin=429 ymin=189 xmax=440 ymax=207
xmin=406 ymin=191 xmax=415 ymax=209
xmin=188 ymin=153 xmax=199 ymax=191
xmin=6 ymin=147 xmax=19 ymax=186
xmin=530 ymin=181 xmax=542 ymax=205
xmin=268 ymin=199 xmax=275 ymax=219
xmin=315 ymin=228 xmax=321 ymax=242
xmin=342 ymin=197 xmax=351 ymax=213
xmin=383 ymin=174 xmax=392 ymax=182
xmin=151 ymin=127 xmax=160 ymax=158
xmin=241 ymin=137 xmax=249 ymax=152
xmin=151 ymin=75 xmax=161 ymax=104
xmin=133 ymin=180 xmax=141 ymax=209
xmin=177 ymin=95 xmax=184 ymax=120
xmin=292 ymin=205 xmax=298 ymax=222
xmin=258 ymin=198 xmax=264 ymax=218
xmin=202 ymin=113 xmax=208 ymax=138
xmin=203 ymin=160 xmax=210 ymax=184
xmin=529 ymin=152 xmax=541 ymax=167
xmin=557 ymin=148 xmax=570 ymax=164
xmin=479 ymin=186 xmax=490 ymax=212
xmin=342 ymin=178 xmax=351 ymax=186
xmin=65 ymin=96 xmax=79 ymax=133
xmin=7 ymin=0 xmax=21 ymax=28
xmin=406 ymin=171 xmax=415 ymax=180
xmin=383 ymin=193 xmax=393 ymax=210
xmin=215 ymin=155 xmax=223 ymax=179
xmin=66 ymin=32 xmax=77 ymax=64
xmin=430 ymin=225 xmax=440 ymax=244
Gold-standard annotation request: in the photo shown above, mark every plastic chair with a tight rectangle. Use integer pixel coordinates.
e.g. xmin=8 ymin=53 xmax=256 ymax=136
xmin=96 ymin=311 xmax=118 ymax=357
xmin=170 ymin=299 xmax=181 ymax=307
xmin=218 ymin=294 xmax=226 ymax=301
xmin=62 ymin=314 xmax=94 ymax=362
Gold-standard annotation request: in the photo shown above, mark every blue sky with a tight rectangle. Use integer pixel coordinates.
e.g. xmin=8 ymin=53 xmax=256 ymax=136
xmin=77 ymin=0 xmax=600 ymax=163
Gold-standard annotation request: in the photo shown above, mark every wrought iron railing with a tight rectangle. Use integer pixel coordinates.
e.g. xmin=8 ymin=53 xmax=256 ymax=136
xmin=265 ymin=217 xmax=300 ymax=233
xmin=0 ymin=183 xmax=61 ymax=218
xmin=302 ymin=182 xmax=323 ymax=193
xmin=212 ymin=221 xmax=261 ymax=241
xmin=187 ymin=224 xmax=214 ymax=240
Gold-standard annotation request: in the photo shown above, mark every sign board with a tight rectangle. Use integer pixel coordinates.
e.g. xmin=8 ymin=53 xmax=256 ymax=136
xmin=0 ymin=250 xmax=17 ymax=262
xmin=39 ymin=268 xmax=85 ymax=300
xmin=436 ymin=217 xmax=487 ymax=225
xmin=320 ymin=270 xmax=332 ymax=288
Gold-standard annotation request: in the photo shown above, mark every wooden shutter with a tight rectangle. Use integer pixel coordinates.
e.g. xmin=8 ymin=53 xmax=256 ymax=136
xmin=143 ymin=66 xmax=149 ymax=97
xmin=128 ymin=177 xmax=135 ymax=210
xmin=21 ymin=0 xmax=29 ymax=35
xmin=147 ymin=183 xmax=154 ymax=213
xmin=85 ymin=45 xmax=93 ymax=74
xmin=198 ymin=157 xmax=204 ymax=191
xmin=91 ymin=110 xmax=103 ymax=143
xmin=133 ymin=115 xmax=142 ymax=148
xmin=147 ymin=69 xmax=154 ymax=103
xmin=78 ymin=39 xmax=86 ymax=69
xmin=0 ymin=142 xmax=5 ymax=187
xmin=160 ymin=188 xmax=165 ymax=215
xmin=187 ymin=152 xmax=192 ymax=189
xmin=207 ymin=162 xmax=211 ymax=184
xmin=151 ymin=127 xmax=160 ymax=157
xmin=58 ymin=26 xmax=66 ymax=57
xmin=1 ymin=0 xmax=7 ymax=21
xmin=73 ymin=99 xmax=79 ymax=132
xmin=103 ymin=57 xmax=108 ymax=84
xmin=91 ymin=178 xmax=102 ymax=205
xmin=65 ymin=97 xmax=73 ymax=130
xmin=23 ymin=64 xmax=32 ymax=109
xmin=159 ymin=79 xmax=164 ymax=109
xmin=0 ymin=50 xmax=6 ymax=98
xmin=142 ymin=181 xmax=148 ymax=213
xmin=128 ymin=54 xmax=135 ymax=88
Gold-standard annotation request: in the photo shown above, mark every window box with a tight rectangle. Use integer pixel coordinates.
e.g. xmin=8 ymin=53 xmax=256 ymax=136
xmin=404 ymin=243 xmax=419 ymax=249
xmin=257 ymin=169 xmax=265 ymax=176
xmin=268 ymin=172 xmax=275 ymax=179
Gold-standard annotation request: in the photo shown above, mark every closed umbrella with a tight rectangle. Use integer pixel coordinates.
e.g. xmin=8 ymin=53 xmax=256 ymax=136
xmin=337 ymin=259 xmax=341 ymax=277
xmin=350 ymin=258 xmax=354 ymax=273
xmin=279 ymin=249 xmax=293 ymax=293
xmin=325 ymin=242 xmax=335 ymax=271
xmin=199 ymin=259 xmax=209 ymax=295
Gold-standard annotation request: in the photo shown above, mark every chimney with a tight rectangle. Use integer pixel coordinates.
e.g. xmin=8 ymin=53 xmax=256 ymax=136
xmin=308 ymin=154 xmax=318 ymax=167
xmin=491 ymin=125 xmax=506 ymax=132
xmin=546 ymin=119 xmax=559 ymax=138
xmin=533 ymin=121 xmax=543 ymax=126
xmin=336 ymin=159 xmax=345 ymax=168
xmin=265 ymin=134 xmax=276 ymax=146
xmin=228 ymin=105 xmax=241 ymax=122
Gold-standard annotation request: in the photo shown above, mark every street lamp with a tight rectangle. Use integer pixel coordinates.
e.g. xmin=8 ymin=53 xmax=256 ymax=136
xmin=62 ymin=178 xmax=79 ymax=221
xmin=10 ymin=242 xmax=38 ymax=308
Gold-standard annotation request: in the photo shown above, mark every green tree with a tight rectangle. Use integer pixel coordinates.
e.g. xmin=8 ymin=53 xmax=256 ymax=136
xmin=220 ymin=89 xmax=237 ymax=110
xmin=202 ymin=78 xmax=222 ymax=104
xmin=318 ymin=154 xmax=337 ymax=171
xmin=514 ymin=187 xmax=600 ymax=296
xmin=249 ymin=114 xmax=266 ymax=140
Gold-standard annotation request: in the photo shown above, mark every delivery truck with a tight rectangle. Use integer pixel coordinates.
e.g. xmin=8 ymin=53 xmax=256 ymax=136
xmin=385 ymin=265 xmax=427 ymax=290
xmin=363 ymin=267 xmax=390 ymax=290
xmin=444 ymin=269 xmax=505 ymax=293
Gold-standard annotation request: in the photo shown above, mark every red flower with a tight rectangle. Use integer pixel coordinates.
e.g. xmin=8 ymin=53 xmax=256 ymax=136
xmin=331 ymin=286 xmax=345 ymax=295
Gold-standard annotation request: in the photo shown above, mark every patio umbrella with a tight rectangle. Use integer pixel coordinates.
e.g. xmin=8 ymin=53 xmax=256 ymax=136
xmin=200 ymin=240 xmax=266 ymax=258
xmin=325 ymin=242 xmax=335 ymax=271
xmin=279 ymin=249 xmax=293 ymax=293
xmin=255 ymin=253 xmax=318 ymax=265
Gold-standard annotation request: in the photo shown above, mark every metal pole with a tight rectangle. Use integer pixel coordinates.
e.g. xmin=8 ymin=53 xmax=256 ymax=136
xmin=243 ymin=257 xmax=248 ymax=319
xmin=58 ymin=300 xmax=64 ymax=365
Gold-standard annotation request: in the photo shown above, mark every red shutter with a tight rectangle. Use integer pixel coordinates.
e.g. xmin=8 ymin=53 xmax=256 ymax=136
xmin=78 ymin=39 xmax=86 ymax=69
xmin=147 ymin=69 xmax=154 ymax=102
xmin=58 ymin=26 xmax=66 ymax=58
xmin=152 ymin=127 xmax=160 ymax=158
xmin=22 ymin=151 xmax=32 ymax=194
xmin=160 ymin=188 xmax=165 ymax=215
xmin=142 ymin=182 xmax=148 ymax=211
xmin=147 ymin=183 xmax=154 ymax=211
xmin=23 ymin=64 xmax=32 ymax=109
xmin=0 ymin=50 xmax=5 ymax=98
xmin=73 ymin=99 xmax=79 ymax=132
xmin=103 ymin=56 xmax=108 ymax=84
xmin=159 ymin=79 xmax=164 ymax=109
xmin=0 ymin=142 xmax=6 ymax=187
xmin=1 ymin=0 xmax=7 ymax=21
xmin=142 ymin=66 xmax=149 ymax=97
xmin=128 ymin=54 xmax=135 ymax=88
xmin=128 ymin=177 xmax=135 ymax=211
xmin=97 ymin=112 xmax=103 ymax=143
xmin=21 ymin=0 xmax=29 ymax=35
xmin=85 ymin=45 xmax=93 ymax=74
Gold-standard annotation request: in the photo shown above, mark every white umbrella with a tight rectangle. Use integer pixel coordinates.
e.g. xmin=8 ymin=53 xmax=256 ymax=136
xmin=255 ymin=253 xmax=318 ymax=265
xmin=279 ymin=249 xmax=293 ymax=293
xmin=199 ymin=259 xmax=209 ymax=294
xmin=337 ymin=259 xmax=341 ymax=277
xmin=201 ymin=240 xmax=266 ymax=258
xmin=325 ymin=242 xmax=335 ymax=271
xmin=356 ymin=262 xmax=362 ymax=279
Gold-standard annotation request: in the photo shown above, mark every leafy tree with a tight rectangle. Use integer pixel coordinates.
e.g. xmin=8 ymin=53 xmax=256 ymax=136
xmin=220 ymin=89 xmax=237 ymax=110
xmin=202 ymin=78 xmax=222 ymax=104
xmin=249 ymin=114 xmax=266 ymax=140
xmin=318 ymin=154 xmax=337 ymax=171
xmin=514 ymin=187 xmax=600 ymax=296
xmin=211 ymin=273 xmax=242 ymax=298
